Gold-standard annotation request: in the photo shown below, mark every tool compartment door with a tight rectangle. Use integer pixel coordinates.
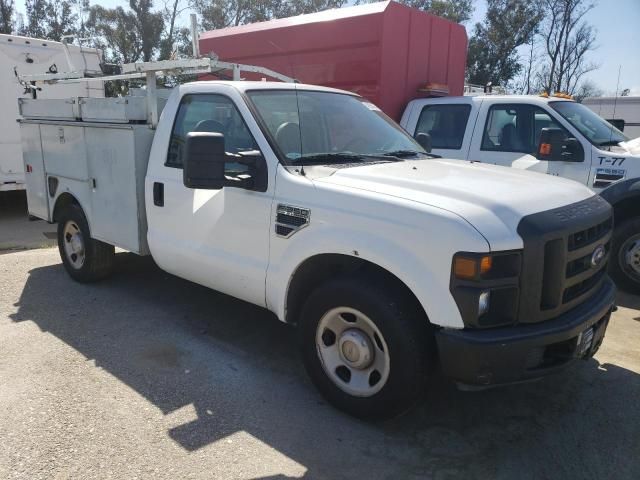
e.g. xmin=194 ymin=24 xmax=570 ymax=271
xmin=85 ymin=125 xmax=150 ymax=254
xmin=19 ymin=123 xmax=49 ymax=219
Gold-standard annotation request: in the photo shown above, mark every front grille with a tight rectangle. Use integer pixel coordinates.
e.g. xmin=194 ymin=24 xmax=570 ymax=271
xmin=517 ymin=195 xmax=613 ymax=324
xmin=567 ymin=218 xmax=612 ymax=251
xmin=566 ymin=241 xmax=610 ymax=278
xmin=563 ymin=268 xmax=606 ymax=303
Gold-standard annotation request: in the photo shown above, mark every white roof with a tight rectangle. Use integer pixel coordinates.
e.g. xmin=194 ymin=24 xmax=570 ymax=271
xmin=183 ymin=80 xmax=359 ymax=96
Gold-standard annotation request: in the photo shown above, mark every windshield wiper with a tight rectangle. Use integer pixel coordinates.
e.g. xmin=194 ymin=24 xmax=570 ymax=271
xmin=598 ymin=140 xmax=621 ymax=147
xmin=382 ymin=149 xmax=421 ymax=157
xmin=382 ymin=149 xmax=441 ymax=159
xmin=297 ymin=152 xmax=367 ymax=164
xmin=298 ymin=152 xmax=404 ymax=165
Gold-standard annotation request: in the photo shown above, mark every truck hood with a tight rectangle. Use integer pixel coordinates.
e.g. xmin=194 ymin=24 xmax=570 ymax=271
xmin=620 ymin=136 xmax=640 ymax=156
xmin=312 ymin=159 xmax=595 ymax=250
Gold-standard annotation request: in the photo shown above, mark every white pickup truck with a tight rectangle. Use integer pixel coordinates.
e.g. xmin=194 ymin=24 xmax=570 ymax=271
xmin=400 ymin=95 xmax=640 ymax=293
xmin=20 ymin=70 xmax=616 ymax=418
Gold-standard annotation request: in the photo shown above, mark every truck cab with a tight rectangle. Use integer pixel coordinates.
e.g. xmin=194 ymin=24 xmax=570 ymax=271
xmin=400 ymin=95 xmax=640 ymax=292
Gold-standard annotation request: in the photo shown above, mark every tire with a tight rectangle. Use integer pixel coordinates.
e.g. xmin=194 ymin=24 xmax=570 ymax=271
xmin=298 ymin=274 xmax=435 ymax=420
xmin=609 ymin=217 xmax=640 ymax=294
xmin=57 ymin=204 xmax=114 ymax=282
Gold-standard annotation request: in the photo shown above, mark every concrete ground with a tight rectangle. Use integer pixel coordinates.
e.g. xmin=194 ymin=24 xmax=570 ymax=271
xmin=0 ymin=191 xmax=56 ymax=251
xmin=0 ymin=195 xmax=639 ymax=479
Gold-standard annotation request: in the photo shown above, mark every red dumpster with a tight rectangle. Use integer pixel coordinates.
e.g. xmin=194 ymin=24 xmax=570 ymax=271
xmin=199 ymin=0 xmax=467 ymax=121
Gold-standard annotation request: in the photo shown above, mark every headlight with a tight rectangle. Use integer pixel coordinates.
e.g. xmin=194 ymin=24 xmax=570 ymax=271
xmin=450 ymin=251 xmax=522 ymax=328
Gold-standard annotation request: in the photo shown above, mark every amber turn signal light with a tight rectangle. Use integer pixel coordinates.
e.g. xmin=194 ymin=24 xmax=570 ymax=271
xmin=539 ymin=143 xmax=552 ymax=156
xmin=454 ymin=255 xmax=492 ymax=280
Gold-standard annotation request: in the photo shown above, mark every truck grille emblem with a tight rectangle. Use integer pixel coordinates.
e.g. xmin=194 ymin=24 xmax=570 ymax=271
xmin=591 ymin=245 xmax=606 ymax=268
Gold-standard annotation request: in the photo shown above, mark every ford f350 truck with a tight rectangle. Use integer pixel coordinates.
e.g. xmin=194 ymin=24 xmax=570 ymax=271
xmin=19 ymin=60 xmax=615 ymax=419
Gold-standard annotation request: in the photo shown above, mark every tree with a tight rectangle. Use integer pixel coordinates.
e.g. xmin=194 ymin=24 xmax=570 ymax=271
xmin=130 ymin=0 xmax=163 ymax=61
xmin=573 ymin=79 xmax=602 ymax=102
xmin=466 ymin=0 xmax=543 ymax=86
xmin=87 ymin=0 xmax=163 ymax=63
xmin=356 ymin=0 xmax=472 ymax=23
xmin=191 ymin=1 xmax=346 ymax=30
xmin=539 ymin=0 xmax=598 ymax=94
xmin=21 ymin=0 xmax=79 ymax=41
xmin=0 ymin=0 xmax=13 ymax=34
xmin=159 ymin=0 xmax=189 ymax=60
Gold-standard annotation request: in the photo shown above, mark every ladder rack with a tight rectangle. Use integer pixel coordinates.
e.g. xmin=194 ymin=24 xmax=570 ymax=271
xmin=17 ymin=57 xmax=296 ymax=128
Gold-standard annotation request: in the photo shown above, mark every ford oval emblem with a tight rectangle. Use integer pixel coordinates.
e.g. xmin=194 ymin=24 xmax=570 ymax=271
xmin=591 ymin=245 xmax=606 ymax=268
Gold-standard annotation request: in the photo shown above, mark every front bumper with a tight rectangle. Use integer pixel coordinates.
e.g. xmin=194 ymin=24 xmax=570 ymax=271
xmin=436 ymin=277 xmax=616 ymax=386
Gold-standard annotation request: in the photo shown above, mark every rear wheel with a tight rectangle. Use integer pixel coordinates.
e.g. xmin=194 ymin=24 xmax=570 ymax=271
xmin=57 ymin=204 xmax=114 ymax=282
xmin=299 ymin=275 xmax=435 ymax=420
xmin=610 ymin=217 xmax=640 ymax=293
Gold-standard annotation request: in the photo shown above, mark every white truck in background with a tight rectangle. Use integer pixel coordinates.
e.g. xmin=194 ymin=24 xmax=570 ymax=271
xmin=583 ymin=96 xmax=640 ymax=139
xmin=18 ymin=61 xmax=615 ymax=418
xmin=400 ymin=94 xmax=640 ymax=292
xmin=0 ymin=34 xmax=104 ymax=192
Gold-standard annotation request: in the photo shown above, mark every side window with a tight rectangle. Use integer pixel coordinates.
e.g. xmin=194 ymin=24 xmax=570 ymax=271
xmin=482 ymin=104 xmax=571 ymax=155
xmin=415 ymin=104 xmax=471 ymax=149
xmin=532 ymin=108 xmax=566 ymax=147
xmin=166 ymin=94 xmax=258 ymax=169
xmin=481 ymin=104 xmax=531 ymax=153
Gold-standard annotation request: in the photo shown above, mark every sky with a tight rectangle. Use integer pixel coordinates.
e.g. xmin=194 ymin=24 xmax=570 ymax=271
xmin=12 ymin=0 xmax=640 ymax=95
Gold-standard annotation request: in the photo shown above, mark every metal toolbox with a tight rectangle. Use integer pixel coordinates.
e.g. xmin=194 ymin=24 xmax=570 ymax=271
xmin=18 ymin=98 xmax=80 ymax=121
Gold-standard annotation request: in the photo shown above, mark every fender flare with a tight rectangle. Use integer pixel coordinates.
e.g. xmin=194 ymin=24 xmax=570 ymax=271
xmin=600 ymin=178 xmax=640 ymax=206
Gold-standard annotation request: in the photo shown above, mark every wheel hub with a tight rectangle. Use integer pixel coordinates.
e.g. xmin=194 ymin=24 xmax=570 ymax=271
xmin=315 ymin=307 xmax=390 ymax=397
xmin=338 ymin=329 xmax=373 ymax=369
xmin=63 ymin=221 xmax=86 ymax=269
xmin=70 ymin=233 xmax=84 ymax=255
xmin=624 ymin=239 xmax=640 ymax=275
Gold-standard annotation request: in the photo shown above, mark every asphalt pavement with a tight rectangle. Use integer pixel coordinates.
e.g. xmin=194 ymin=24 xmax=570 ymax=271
xmin=0 ymin=193 xmax=639 ymax=480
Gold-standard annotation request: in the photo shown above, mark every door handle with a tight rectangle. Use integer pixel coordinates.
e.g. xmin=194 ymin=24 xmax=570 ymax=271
xmin=153 ymin=182 xmax=164 ymax=207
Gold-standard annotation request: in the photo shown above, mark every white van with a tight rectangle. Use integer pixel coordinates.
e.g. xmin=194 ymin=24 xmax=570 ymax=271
xmin=0 ymin=34 xmax=103 ymax=191
xmin=583 ymin=96 xmax=640 ymax=139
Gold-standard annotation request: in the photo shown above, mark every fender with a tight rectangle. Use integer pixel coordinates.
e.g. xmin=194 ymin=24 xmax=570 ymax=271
xmin=50 ymin=181 xmax=93 ymax=233
xmin=266 ymin=221 xmax=488 ymax=330
xmin=600 ymin=178 xmax=640 ymax=206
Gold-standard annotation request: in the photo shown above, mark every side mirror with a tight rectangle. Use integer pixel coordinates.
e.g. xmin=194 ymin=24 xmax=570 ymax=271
xmin=415 ymin=132 xmax=432 ymax=153
xmin=606 ymin=118 xmax=625 ymax=132
xmin=183 ymin=132 xmax=268 ymax=191
xmin=537 ymin=128 xmax=584 ymax=162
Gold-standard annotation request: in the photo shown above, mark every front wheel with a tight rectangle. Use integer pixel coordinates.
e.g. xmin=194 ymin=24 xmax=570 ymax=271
xmin=610 ymin=218 xmax=640 ymax=293
xmin=57 ymin=204 xmax=114 ymax=282
xmin=299 ymin=275 xmax=435 ymax=420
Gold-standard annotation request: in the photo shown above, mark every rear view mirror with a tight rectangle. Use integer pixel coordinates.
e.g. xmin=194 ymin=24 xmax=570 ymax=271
xmin=415 ymin=132 xmax=432 ymax=153
xmin=183 ymin=132 xmax=227 ymax=189
xmin=183 ymin=133 xmax=268 ymax=192
xmin=537 ymin=128 xmax=584 ymax=163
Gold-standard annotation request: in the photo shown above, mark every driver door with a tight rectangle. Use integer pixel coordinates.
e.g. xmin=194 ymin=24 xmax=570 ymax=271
xmin=472 ymin=103 xmax=550 ymax=175
xmin=146 ymin=91 xmax=274 ymax=307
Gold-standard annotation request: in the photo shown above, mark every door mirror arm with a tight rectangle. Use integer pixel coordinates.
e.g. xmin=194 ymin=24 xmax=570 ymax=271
xmin=536 ymin=128 xmax=584 ymax=163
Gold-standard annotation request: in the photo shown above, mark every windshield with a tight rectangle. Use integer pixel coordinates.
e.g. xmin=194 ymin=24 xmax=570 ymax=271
xmin=246 ymin=90 xmax=425 ymax=164
xmin=550 ymin=101 xmax=629 ymax=146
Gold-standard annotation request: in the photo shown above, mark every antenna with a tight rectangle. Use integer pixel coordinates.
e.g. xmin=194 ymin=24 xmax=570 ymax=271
xmin=608 ymin=65 xmax=622 ymax=147
xmin=294 ymin=88 xmax=305 ymax=176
